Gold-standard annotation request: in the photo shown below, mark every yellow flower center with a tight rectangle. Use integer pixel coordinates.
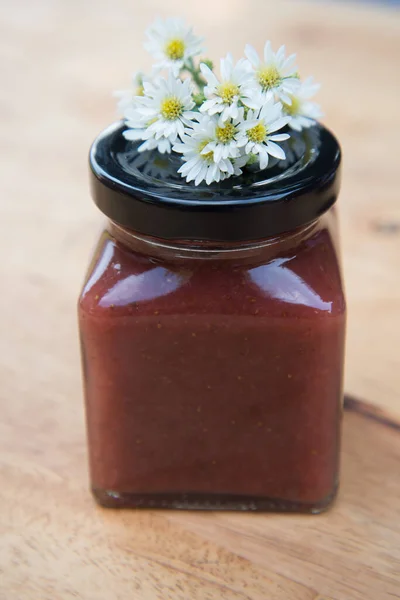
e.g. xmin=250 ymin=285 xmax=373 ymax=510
xmin=135 ymin=85 xmax=144 ymax=97
xmin=165 ymin=38 xmax=185 ymax=61
xmin=257 ymin=66 xmax=281 ymax=91
xmin=216 ymin=122 xmax=236 ymax=144
xmin=218 ymin=82 xmax=240 ymax=105
xmin=282 ymin=97 xmax=301 ymax=116
xmin=247 ymin=123 xmax=267 ymax=143
xmin=160 ymin=96 xmax=184 ymax=121
xmin=198 ymin=140 xmax=214 ymax=163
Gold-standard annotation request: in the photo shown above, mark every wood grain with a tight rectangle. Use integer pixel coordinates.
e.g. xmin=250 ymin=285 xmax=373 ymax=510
xmin=1 ymin=400 xmax=399 ymax=600
xmin=0 ymin=0 xmax=400 ymax=598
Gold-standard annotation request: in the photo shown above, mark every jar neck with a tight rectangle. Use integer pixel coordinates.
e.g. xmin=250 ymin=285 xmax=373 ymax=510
xmin=108 ymin=220 xmax=321 ymax=263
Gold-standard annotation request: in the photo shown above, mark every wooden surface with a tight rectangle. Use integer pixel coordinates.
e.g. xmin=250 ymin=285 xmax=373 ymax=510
xmin=1 ymin=1 xmax=400 ymax=598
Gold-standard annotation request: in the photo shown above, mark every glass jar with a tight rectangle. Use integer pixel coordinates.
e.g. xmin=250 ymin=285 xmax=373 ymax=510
xmin=79 ymin=122 xmax=346 ymax=512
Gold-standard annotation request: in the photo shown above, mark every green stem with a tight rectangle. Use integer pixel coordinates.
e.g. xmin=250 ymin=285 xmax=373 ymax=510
xmin=183 ymin=57 xmax=207 ymax=93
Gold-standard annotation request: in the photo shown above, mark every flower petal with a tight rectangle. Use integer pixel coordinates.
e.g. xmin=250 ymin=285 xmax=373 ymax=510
xmin=269 ymin=133 xmax=290 ymax=142
xmin=266 ymin=141 xmax=286 ymax=160
xmin=244 ymin=44 xmax=260 ymax=67
xmin=200 ymin=63 xmax=219 ymax=87
xmin=259 ymin=147 xmax=270 ymax=169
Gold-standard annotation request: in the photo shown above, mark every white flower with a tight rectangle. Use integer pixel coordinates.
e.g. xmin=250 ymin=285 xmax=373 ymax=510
xmin=144 ymin=17 xmax=203 ymax=76
xmin=237 ymin=93 xmax=290 ymax=169
xmin=123 ymin=107 xmax=172 ymax=154
xmin=245 ymin=41 xmax=298 ymax=104
xmin=283 ymin=77 xmax=323 ymax=131
xmin=200 ymin=54 xmax=255 ymax=123
xmin=173 ymin=115 xmax=242 ymax=185
xmin=125 ymin=127 xmax=173 ymax=154
xmin=123 ymin=73 xmax=196 ymax=153
xmin=197 ymin=110 xmax=245 ymax=163
xmin=114 ymin=71 xmax=146 ymax=113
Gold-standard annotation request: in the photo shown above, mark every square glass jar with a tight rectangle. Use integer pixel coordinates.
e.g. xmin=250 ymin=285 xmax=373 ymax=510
xmin=78 ymin=122 xmax=345 ymax=512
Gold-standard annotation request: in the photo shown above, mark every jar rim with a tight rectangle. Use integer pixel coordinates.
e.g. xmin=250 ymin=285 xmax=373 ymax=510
xmin=89 ymin=120 xmax=341 ymax=242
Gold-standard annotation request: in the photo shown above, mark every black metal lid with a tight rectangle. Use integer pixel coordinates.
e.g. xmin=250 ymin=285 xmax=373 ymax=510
xmin=89 ymin=120 xmax=341 ymax=242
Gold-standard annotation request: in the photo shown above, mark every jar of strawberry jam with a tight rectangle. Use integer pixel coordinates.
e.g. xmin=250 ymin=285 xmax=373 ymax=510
xmin=79 ymin=121 xmax=345 ymax=512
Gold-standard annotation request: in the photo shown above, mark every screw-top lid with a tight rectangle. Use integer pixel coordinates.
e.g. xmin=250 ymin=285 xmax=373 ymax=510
xmin=89 ymin=120 xmax=341 ymax=242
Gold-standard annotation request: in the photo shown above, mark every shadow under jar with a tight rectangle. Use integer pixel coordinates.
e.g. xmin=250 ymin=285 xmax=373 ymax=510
xmin=78 ymin=121 xmax=346 ymax=512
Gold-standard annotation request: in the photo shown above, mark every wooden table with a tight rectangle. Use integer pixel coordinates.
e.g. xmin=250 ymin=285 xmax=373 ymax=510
xmin=1 ymin=1 xmax=399 ymax=598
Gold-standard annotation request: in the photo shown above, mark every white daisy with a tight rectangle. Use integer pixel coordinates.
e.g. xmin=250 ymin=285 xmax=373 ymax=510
xmin=123 ymin=72 xmax=196 ymax=153
xmin=123 ymin=106 xmax=172 ymax=154
xmin=114 ymin=71 xmax=146 ymax=113
xmin=173 ymin=115 xmax=241 ymax=185
xmin=245 ymin=41 xmax=298 ymax=104
xmin=237 ymin=93 xmax=290 ymax=169
xmin=198 ymin=111 xmax=246 ymax=163
xmin=283 ymin=77 xmax=323 ymax=131
xmin=200 ymin=54 xmax=255 ymax=123
xmin=144 ymin=17 xmax=204 ymax=76
xmin=124 ymin=125 xmax=173 ymax=153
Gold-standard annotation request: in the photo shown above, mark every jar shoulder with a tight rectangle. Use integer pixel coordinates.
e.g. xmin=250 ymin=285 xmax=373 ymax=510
xmin=246 ymin=215 xmax=346 ymax=317
xmin=78 ymin=218 xmax=345 ymax=319
xmin=78 ymin=231 xmax=187 ymax=314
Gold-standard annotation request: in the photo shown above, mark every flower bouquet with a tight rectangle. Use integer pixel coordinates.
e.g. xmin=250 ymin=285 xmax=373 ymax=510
xmin=115 ymin=18 xmax=322 ymax=186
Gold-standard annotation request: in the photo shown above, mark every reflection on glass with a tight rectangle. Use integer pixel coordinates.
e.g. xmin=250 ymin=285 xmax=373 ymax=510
xmin=100 ymin=267 xmax=185 ymax=307
xmin=82 ymin=241 xmax=114 ymax=296
xmin=250 ymin=257 xmax=332 ymax=311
